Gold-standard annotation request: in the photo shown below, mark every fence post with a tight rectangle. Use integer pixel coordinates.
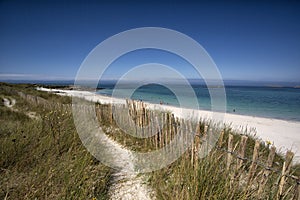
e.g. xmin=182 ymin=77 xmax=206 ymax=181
xmin=155 ymin=115 xmax=159 ymax=150
xmin=165 ymin=113 xmax=169 ymax=146
xmin=194 ymin=122 xmax=201 ymax=167
xmin=277 ymin=151 xmax=294 ymax=199
xmin=230 ymin=135 xmax=248 ymax=187
xmin=109 ymin=104 xmax=113 ymax=125
xmin=218 ymin=130 xmax=224 ymax=148
xmin=160 ymin=113 xmax=164 ymax=148
xmin=187 ymin=121 xmax=194 ymax=165
xmin=227 ymin=134 xmax=234 ymax=170
xmin=236 ymin=136 xmax=248 ymax=170
xmin=96 ymin=104 xmax=101 ymax=123
xmin=148 ymin=110 xmax=153 ymax=146
xmin=167 ymin=113 xmax=170 ymax=143
xmin=171 ymin=115 xmax=177 ymax=156
xmin=199 ymin=125 xmax=208 ymax=158
xmin=247 ymin=140 xmax=260 ymax=186
xmin=181 ymin=119 xmax=186 ymax=155
xmin=258 ymin=146 xmax=276 ymax=196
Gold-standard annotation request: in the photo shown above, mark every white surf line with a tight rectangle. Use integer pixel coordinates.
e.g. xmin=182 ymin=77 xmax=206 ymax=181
xmin=38 ymin=88 xmax=154 ymax=199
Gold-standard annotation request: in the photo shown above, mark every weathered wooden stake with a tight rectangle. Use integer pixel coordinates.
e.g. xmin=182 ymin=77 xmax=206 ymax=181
xmin=218 ymin=130 xmax=224 ymax=148
xmin=227 ymin=134 xmax=234 ymax=170
xmin=194 ymin=122 xmax=201 ymax=167
xmin=277 ymin=150 xmax=294 ymax=199
xmin=236 ymin=136 xmax=248 ymax=170
xmin=247 ymin=140 xmax=260 ymax=186
xmin=258 ymin=146 xmax=276 ymax=196
xmin=188 ymin=121 xmax=194 ymax=165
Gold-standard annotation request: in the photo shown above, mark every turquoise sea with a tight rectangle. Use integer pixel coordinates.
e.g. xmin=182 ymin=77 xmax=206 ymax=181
xmin=3 ymin=80 xmax=299 ymax=122
xmin=97 ymin=84 xmax=300 ymax=122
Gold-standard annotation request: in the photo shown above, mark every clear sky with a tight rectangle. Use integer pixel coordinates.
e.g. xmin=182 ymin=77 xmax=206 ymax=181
xmin=0 ymin=0 xmax=300 ymax=83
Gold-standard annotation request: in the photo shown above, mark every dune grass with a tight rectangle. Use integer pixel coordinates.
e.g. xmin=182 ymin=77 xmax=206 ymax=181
xmin=0 ymin=83 xmax=111 ymax=200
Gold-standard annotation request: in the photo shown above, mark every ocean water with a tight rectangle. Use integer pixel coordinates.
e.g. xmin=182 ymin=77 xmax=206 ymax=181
xmin=96 ymin=84 xmax=300 ymax=122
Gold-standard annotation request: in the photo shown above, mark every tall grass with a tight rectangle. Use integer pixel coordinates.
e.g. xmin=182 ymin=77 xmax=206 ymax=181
xmin=0 ymin=83 xmax=111 ymax=199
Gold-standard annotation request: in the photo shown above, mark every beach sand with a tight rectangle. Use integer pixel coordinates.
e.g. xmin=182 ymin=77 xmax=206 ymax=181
xmin=38 ymin=87 xmax=300 ymax=162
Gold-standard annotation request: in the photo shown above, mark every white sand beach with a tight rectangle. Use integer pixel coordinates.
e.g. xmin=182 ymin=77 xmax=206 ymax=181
xmin=38 ymin=87 xmax=300 ymax=162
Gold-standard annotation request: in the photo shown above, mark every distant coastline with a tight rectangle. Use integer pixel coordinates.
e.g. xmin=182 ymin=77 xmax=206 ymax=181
xmin=1 ymin=79 xmax=300 ymax=88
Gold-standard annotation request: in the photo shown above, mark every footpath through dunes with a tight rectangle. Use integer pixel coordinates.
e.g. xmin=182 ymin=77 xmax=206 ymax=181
xmin=37 ymin=88 xmax=155 ymax=199
xmin=1 ymin=85 xmax=155 ymax=199
xmin=98 ymin=128 xmax=154 ymax=200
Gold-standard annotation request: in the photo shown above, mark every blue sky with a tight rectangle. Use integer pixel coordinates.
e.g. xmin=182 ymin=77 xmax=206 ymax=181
xmin=0 ymin=0 xmax=300 ymax=82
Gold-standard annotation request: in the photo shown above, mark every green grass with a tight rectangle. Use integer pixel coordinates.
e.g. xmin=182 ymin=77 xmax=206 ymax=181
xmin=0 ymin=83 xmax=111 ymax=200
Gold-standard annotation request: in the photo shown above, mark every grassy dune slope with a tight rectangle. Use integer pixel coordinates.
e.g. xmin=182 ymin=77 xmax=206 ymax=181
xmin=0 ymin=83 xmax=111 ymax=199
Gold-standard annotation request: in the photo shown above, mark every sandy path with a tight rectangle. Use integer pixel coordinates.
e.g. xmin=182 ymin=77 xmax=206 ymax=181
xmin=98 ymin=131 xmax=154 ymax=200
